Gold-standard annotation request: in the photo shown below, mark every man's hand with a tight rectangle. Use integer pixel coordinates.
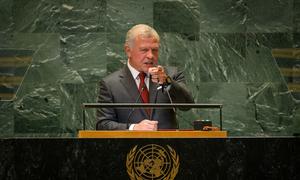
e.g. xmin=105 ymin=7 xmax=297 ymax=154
xmin=133 ymin=120 xmax=158 ymax=130
xmin=148 ymin=65 xmax=167 ymax=84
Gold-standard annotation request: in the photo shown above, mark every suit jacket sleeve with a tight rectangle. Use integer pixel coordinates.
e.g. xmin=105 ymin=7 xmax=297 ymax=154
xmin=167 ymin=68 xmax=194 ymax=107
xmin=96 ymin=80 xmax=128 ymax=130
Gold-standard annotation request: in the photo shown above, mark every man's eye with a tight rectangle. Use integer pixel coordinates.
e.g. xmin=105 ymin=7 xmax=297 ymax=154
xmin=152 ymin=49 xmax=158 ymax=53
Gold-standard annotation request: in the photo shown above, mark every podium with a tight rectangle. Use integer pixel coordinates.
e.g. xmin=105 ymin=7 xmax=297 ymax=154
xmin=1 ymin=136 xmax=299 ymax=179
xmin=78 ymin=130 xmax=228 ymax=138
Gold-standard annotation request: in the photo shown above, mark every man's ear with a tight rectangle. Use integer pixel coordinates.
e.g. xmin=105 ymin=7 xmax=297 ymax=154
xmin=124 ymin=44 xmax=131 ymax=58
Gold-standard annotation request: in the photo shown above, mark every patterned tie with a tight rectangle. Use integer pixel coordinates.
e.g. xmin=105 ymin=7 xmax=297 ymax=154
xmin=138 ymin=72 xmax=149 ymax=103
xmin=138 ymin=72 xmax=150 ymax=116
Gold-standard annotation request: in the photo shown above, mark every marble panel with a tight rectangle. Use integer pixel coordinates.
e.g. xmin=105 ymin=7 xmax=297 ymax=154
xmin=159 ymin=32 xmax=246 ymax=82
xmin=12 ymin=0 xmax=60 ymax=33
xmin=106 ymin=0 xmax=154 ymax=44
xmin=295 ymin=1 xmax=300 ymax=32
xmin=13 ymin=83 xmax=61 ymax=134
xmin=0 ymin=0 xmax=13 ymax=33
xmin=60 ymin=83 xmax=99 ymax=134
xmin=60 ymin=32 xmax=107 ymax=83
xmin=246 ymin=0 xmax=293 ymax=33
xmin=154 ymin=1 xmax=200 ymax=40
xmin=0 ymin=101 xmax=14 ymax=137
xmin=7 ymin=33 xmax=83 ymax=85
xmin=198 ymin=0 xmax=247 ymax=33
xmin=245 ymin=33 xmax=284 ymax=82
xmin=60 ymin=0 xmax=106 ymax=33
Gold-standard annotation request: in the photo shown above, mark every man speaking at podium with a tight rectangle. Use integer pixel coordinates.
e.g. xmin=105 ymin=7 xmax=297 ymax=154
xmin=96 ymin=24 xmax=194 ymax=130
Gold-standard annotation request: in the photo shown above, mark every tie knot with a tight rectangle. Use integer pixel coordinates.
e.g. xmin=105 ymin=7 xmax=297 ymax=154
xmin=139 ymin=72 xmax=146 ymax=81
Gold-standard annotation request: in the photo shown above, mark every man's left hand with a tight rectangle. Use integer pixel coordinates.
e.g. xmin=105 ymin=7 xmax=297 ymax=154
xmin=148 ymin=65 xmax=167 ymax=85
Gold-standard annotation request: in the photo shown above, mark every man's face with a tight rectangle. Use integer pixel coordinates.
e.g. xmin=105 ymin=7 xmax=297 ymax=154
xmin=125 ymin=35 xmax=159 ymax=73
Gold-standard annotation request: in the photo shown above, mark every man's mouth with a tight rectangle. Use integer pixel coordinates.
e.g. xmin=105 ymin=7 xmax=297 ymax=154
xmin=144 ymin=62 xmax=154 ymax=65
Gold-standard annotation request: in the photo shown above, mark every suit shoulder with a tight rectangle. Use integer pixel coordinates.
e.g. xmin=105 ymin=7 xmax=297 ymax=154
xmin=165 ymin=66 xmax=178 ymax=75
xmin=102 ymin=68 xmax=123 ymax=82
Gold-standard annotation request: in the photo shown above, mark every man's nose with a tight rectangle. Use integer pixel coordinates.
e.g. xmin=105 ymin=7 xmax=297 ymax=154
xmin=146 ymin=50 xmax=154 ymax=59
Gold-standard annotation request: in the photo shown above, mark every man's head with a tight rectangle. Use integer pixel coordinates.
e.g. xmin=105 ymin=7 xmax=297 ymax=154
xmin=124 ymin=24 xmax=160 ymax=73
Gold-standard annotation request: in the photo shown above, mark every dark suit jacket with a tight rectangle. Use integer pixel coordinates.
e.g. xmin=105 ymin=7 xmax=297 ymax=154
xmin=96 ymin=65 xmax=194 ymax=130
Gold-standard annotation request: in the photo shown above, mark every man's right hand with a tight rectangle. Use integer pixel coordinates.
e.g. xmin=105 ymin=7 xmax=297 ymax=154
xmin=133 ymin=120 xmax=158 ymax=130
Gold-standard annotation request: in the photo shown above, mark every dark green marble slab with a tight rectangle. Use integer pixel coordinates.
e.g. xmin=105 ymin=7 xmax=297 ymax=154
xmin=198 ymin=0 xmax=246 ymax=33
xmin=0 ymin=0 xmax=13 ymax=33
xmin=60 ymin=32 xmax=107 ymax=82
xmin=295 ymin=1 xmax=300 ymax=32
xmin=0 ymin=102 xmax=14 ymax=137
xmin=12 ymin=0 xmax=60 ymax=33
xmin=154 ymin=1 xmax=200 ymax=40
xmin=246 ymin=0 xmax=293 ymax=33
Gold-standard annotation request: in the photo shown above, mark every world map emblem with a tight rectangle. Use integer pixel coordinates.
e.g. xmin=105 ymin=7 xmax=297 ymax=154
xmin=126 ymin=144 xmax=179 ymax=180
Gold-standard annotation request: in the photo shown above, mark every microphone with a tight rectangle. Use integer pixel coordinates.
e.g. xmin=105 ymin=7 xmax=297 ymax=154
xmin=126 ymin=84 xmax=146 ymax=129
xmin=149 ymin=87 xmax=159 ymax=120
xmin=158 ymin=83 xmax=165 ymax=93
xmin=165 ymin=86 xmax=179 ymax=129
xmin=158 ymin=75 xmax=171 ymax=93
xmin=149 ymin=65 xmax=166 ymax=93
xmin=150 ymin=83 xmax=179 ymax=129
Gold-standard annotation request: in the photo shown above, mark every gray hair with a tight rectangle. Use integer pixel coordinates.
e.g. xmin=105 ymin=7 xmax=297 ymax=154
xmin=125 ymin=24 xmax=160 ymax=47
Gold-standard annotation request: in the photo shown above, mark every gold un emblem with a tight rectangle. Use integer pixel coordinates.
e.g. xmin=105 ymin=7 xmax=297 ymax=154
xmin=126 ymin=144 xmax=179 ymax=180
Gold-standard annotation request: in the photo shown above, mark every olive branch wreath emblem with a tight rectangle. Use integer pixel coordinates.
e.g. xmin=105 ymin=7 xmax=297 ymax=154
xmin=126 ymin=144 xmax=179 ymax=180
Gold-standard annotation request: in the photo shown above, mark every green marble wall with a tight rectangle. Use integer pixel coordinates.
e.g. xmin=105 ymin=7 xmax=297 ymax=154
xmin=0 ymin=0 xmax=299 ymax=137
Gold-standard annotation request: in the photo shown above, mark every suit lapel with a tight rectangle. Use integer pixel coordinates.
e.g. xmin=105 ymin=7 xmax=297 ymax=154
xmin=119 ymin=66 xmax=140 ymax=102
xmin=119 ymin=66 xmax=149 ymax=118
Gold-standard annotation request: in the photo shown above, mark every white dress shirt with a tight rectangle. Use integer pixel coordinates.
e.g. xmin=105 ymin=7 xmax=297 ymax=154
xmin=127 ymin=62 xmax=150 ymax=89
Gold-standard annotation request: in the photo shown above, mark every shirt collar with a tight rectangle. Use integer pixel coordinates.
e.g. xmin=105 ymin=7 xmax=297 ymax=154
xmin=127 ymin=61 xmax=149 ymax=79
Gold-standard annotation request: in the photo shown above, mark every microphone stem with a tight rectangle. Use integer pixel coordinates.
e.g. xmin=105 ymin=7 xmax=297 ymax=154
xmin=150 ymin=88 xmax=159 ymax=120
xmin=126 ymin=85 xmax=146 ymax=129
xmin=166 ymin=87 xmax=178 ymax=129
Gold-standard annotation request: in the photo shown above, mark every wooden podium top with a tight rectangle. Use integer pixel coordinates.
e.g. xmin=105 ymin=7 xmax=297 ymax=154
xmin=78 ymin=130 xmax=227 ymax=138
